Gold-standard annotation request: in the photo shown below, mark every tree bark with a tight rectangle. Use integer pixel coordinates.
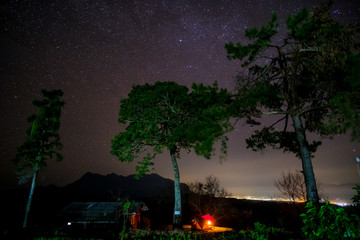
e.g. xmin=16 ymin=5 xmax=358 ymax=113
xmin=23 ymin=168 xmax=38 ymax=228
xmin=292 ymin=114 xmax=319 ymax=203
xmin=170 ymin=148 xmax=182 ymax=227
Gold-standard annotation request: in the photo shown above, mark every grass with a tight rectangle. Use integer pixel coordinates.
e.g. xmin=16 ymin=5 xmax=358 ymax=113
xmin=30 ymin=224 xmax=298 ymax=240
xmin=33 ymin=238 xmax=103 ymax=240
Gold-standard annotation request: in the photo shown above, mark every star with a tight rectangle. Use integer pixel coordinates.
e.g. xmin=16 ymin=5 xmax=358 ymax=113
xmin=0 ymin=0 xmax=359 ymax=203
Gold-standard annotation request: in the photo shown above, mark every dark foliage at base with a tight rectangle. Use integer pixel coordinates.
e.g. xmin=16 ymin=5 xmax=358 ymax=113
xmin=2 ymin=174 xmax=359 ymax=239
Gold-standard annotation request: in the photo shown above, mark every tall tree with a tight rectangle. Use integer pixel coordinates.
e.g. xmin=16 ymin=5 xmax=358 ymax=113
xmin=225 ymin=2 xmax=360 ymax=203
xmin=13 ymin=89 xmax=65 ymax=228
xmin=111 ymin=81 xmax=232 ymax=226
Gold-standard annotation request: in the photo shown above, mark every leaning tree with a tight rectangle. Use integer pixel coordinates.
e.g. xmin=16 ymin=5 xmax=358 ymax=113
xmin=111 ymin=81 xmax=232 ymax=226
xmin=13 ymin=89 xmax=65 ymax=228
xmin=225 ymin=2 xmax=360 ymax=203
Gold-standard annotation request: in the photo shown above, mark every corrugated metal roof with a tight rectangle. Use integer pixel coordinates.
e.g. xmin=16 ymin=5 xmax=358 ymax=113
xmin=63 ymin=202 xmax=122 ymax=223
xmin=63 ymin=201 xmax=147 ymax=223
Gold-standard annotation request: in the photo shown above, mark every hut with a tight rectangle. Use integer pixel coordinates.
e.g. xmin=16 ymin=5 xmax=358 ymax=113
xmin=63 ymin=201 xmax=149 ymax=229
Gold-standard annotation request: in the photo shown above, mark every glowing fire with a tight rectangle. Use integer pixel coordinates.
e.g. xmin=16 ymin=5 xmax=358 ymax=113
xmin=208 ymin=220 xmax=211 ymax=225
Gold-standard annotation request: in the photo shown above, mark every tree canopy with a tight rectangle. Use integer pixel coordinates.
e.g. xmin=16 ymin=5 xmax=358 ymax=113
xmin=225 ymin=2 xmax=360 ymax=203
xmin=13 ymin=89 xmax=65 ymax=173
xmin=111 ymin=81 xmax=232 ymax=178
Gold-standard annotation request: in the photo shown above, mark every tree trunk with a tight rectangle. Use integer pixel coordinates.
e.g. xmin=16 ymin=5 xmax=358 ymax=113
xmin=23 ymin=168 xmax=38 ymax=228
xmin=23 ymin=106 xmax=45 ymax=228
xmin=292 ymin=114 xmax=319 ymax=203
xmin=170 ymin=148 xmax=182 ymax=227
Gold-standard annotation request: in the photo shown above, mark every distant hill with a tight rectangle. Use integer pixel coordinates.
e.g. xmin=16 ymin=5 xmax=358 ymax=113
xmin=63 ymin=172 xmax=190 ymax=201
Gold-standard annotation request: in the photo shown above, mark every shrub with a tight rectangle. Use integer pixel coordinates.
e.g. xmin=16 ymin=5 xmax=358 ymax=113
xmin=300 ymin=201 xmax=360 ymax=239
xmin=118 ymin=229 xmax=198 ymax=240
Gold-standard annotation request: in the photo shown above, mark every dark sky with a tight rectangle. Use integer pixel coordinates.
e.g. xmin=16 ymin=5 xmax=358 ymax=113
xmin=1 ymin=0 xmax=359 ymax=203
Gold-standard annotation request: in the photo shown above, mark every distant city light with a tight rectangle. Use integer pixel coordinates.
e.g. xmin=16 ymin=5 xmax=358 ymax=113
xmin=228 ymin=195 xmax=350 ymax=206
xmin=67 ymin=222 xmax=71 ymax=226
xmin=330 ymin=202 xmax=350 ymax=207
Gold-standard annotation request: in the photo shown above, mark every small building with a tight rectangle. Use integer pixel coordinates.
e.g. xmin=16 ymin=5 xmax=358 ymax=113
xmin=63 ymin=201 xmax=149 ymax=229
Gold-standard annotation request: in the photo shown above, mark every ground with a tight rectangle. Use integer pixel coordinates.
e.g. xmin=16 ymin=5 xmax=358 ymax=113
xmin=183 ymin=225 xmax=233 ymax=233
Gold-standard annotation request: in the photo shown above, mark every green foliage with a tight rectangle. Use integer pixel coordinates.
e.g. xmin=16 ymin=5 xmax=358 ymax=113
xmin=225 ymin=12 xmax=278 ymax=66
xmin=234 ymin=76 xmax=284 ymax=112
xmin=119 ymin=228 xmax=128 ymax=240
xmin=35 ymin=237 xmax=108 ymax=240
xmin=116 ymin=228 xmax=289 ymax=240
xmin=118 ymin=229 xmax=198 ymax=240
xmin=54 ymin=230 xmax=65 ymax=236
xmin=286 ymin=8 xmax=313 ymax=42
xmin=226 ymin=2 xmax=360 ymax=154
xmin=135 ymin=154 xmax=155 ymax=180
xmin=246 ymin=127 xmax=321 ymax=158
xmin=184 ymin=82 xmax=232 ymax=159
xmin=324 ymin=54 xmax=360 ymax=141
xmin=203 ymin=223 xmax=290 ymax=240
xmin=300 ymin=201 xmax=360 ymax=239
xmin=248 ymin=222 xmax=270 ymax=240
xmin=13 ymin=89 xmax=65 ymax=173
xmin=215 ymin=231 xmax=245 ymax=240
xmin=111 ymin=81 xmax=232 ymax=178
xmin=119 ymin=200 xmax=134 ymax=240
xmin=244 ymin=222 xmax=289 ymax=240
xmin=344 ymin=54 xmax=360 ymax=88
xmin=123 ymin=200 xmax=131 ymax=212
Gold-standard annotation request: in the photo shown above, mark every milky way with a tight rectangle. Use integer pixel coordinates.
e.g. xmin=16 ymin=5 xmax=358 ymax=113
xmin=1 ymin=0 xmax=359 ymax=202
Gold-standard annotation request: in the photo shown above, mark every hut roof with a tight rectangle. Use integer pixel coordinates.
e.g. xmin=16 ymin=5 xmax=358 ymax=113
xmin=63 ymin=201 xmax=147 ymax=224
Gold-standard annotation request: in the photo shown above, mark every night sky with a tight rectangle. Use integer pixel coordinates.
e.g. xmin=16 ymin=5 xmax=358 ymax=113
xmin=1 ymin=0 xmax=360 ymax=203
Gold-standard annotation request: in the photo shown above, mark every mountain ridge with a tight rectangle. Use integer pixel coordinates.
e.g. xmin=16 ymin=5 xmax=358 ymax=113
xmin=62 ymin=172 xmax=190 ymax=201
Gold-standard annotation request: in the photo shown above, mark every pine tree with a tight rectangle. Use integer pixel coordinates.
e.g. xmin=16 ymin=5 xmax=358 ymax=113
xmin=225 ymin=2 xmax=360 ymax=203
xmin=13 ymin=89 xmax=65 ymax=228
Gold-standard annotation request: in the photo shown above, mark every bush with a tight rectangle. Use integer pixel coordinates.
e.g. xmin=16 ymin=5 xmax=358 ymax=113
xmin=118 ymin=229 xmax=198 ymax=240
xmin=300 ymin=201 xmax=360 ymax=239
xmin=206 ymin=222 xmax=293 ymax=240
xmin=242 ymin=222 xmax=293 ymax=240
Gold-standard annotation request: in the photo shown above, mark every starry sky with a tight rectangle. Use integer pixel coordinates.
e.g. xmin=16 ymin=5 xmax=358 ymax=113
xmin=1 ymin=0 xmax=360 ymax=203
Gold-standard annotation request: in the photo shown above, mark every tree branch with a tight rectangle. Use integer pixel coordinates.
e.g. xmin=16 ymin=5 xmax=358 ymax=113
xmin=262 ymin=111 xmax=289 ymax=115
xmin=268 ymin=115 xmax=287 ymax=129
xmin=298 ymin=105 xmax=327 ymax=116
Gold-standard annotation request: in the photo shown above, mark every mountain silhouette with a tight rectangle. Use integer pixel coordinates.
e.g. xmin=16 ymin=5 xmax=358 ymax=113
xmin=63 ymin=172 xmax=189 ymax=201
